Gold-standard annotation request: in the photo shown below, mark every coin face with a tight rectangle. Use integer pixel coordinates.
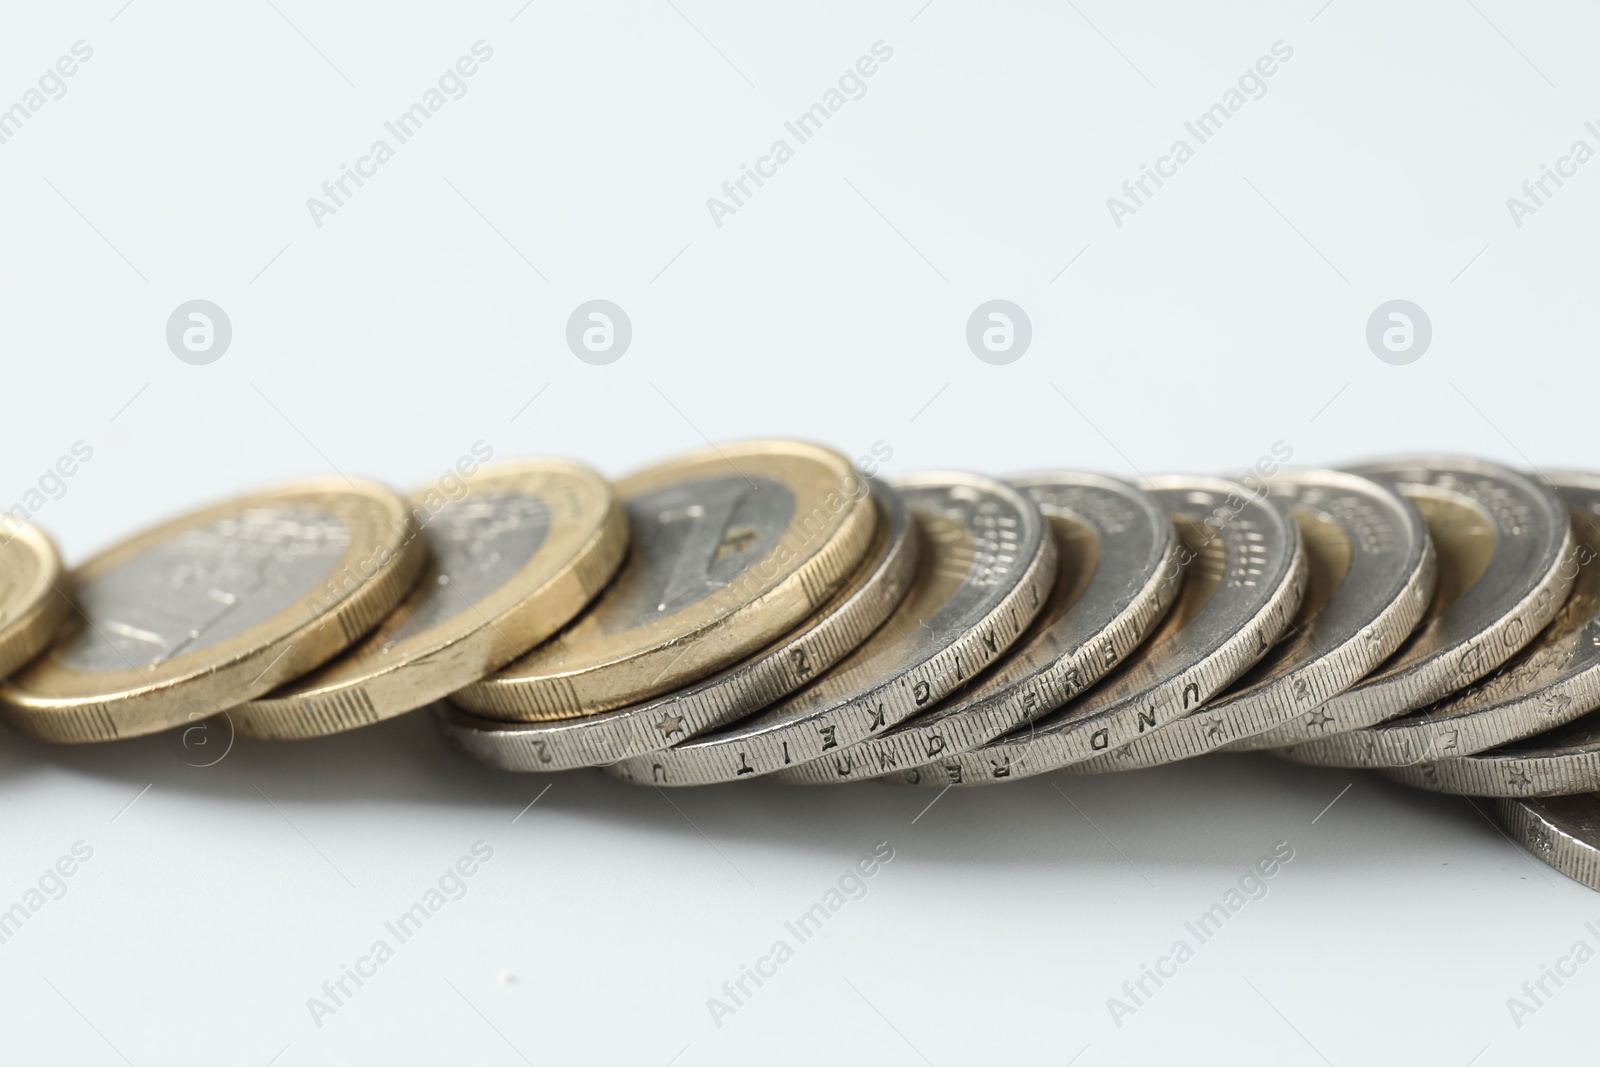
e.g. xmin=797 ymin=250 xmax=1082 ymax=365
xmin=1071 ymin=469 xmax=1434 ymax=772
xmin=1291 ymin=472 xmax=1600 ymax=769
xmin=231 ymin=460 xmax=629 ymax=740
xmin=1240 ymin=457 xmax=1574 ymax=748
xmin=453 ymin=441 xmax=876 ymax=719
xmin=1493 ymin=794 xmax=1600 ymax=891
xmin=0 ymin=519 xmax=71 ymax=682
xmin=0 ymin=479 xmax=425 ymax=742
xmin=770 ymin=472 xmax=1179 ymax=784
xmin=898 ymin=474 xmax=1305 ymax=787
xmin=435 ymin=481 xmax=918 ymax=772
xmin=605 ymin=472 xmax=1053 ymax=786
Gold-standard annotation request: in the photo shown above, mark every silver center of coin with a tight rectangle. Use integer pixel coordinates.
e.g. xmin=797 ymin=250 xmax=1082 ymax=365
xmin=380 ymin=493 xmax=552 ymax=649
xmin=57 ymin=507 xmax=350 ymax=673
xmin=597 ymin=475 xmax=795 ymax=634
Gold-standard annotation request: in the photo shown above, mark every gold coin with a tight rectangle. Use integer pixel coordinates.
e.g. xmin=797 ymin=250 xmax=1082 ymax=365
xmin=232 ymin=459 xmax=628 ymax=739
xmin=0 ymin=519 xmax=72 ymax=680
xmin=454 ymin=440 xmax=877 ymax=720
xmin=0 ymin=479 xmax=426 ymax=742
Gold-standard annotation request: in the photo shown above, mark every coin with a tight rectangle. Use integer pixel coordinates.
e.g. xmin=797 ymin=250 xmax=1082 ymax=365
xmin=1384 ymin=709 xmax=1600 ymax=797
xmin=1283 ymin=472 xmax=1600 ymax=768
xmin=606 ymin=472 xmax=1054 ymax=786
xmin=0 ymin=479 xmax=425 ymax=742
xmin=453 ymin=441 xmax=877 ymax=720
xmin=1235 ymin=457 xmax=1573 ymax=749
xmin=0 ymin=519 xmax=72 ymax=681
xmin=435 ymin=481 xmax=918 ymax=771
xmin=1493 ymin=794 xmax=1600 ymax=891
xmin=768 ymin=473 xmax=1179 ymax=784
xmin=1066 ymin=469 xmax=1434 ymax=773
xmin=230 ymin=460 xmax=629 ymax=740
xmin=896 ymin=474 xmax=1305 ymax=787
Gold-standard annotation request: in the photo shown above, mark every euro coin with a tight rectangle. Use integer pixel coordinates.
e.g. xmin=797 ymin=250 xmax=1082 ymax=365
xmin=231 ymin=460 xmax=628 ymax=739
xmin=1285 ymin=471 xmax=1600 ymax=768
xmin=899 ymin=474 xmax=1305 ymax=787
xmin=1384 ymin=710 xmax=1600 ymax=797
xmin=453 ymin=441 xmax=876 ymax=719
xmin=607 ymin=472 xmax=1053 ymax=786
xmin=1068 ymin=469 xmax=1433 ymax=772
xmin=771 ymin=472 xmax=1179 ymax=784
xmin=1242 ymin=457 xmax=1573 ymax=749
xmin=1494 ymin=794 xmax=1600 ymax=891
xmin=0 ymin=479 xmax=425 ymax=742
xmin=0 ymin=519 xmax=71 ymax=681
xmin=435 ymin=480 xmax=916 ymax=771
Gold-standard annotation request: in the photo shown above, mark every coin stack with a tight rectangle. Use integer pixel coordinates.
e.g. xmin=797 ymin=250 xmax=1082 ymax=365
xmin=3 ymin=443 xmax=1599 ymax=891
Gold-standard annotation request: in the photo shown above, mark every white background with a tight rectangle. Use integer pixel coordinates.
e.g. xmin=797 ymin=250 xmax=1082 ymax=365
xmin=2 ymin=1 xmax=1598 ymax=1063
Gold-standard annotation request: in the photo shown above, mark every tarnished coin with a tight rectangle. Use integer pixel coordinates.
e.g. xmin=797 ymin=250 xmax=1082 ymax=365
xmin=454 ymin=441 xmax=876 ymax=720
xmin=897 ymin=474 xmax=1305 ymax=787
xmin=769 ymin=473 xmax=1179 ymax=784
xmin=1494 ymin=794 xmax=1600 ymax=891
xmin=0 ymin=519 xmax=71 ymax=681
xmin=1237 ymin=457 xmax=1573 ymax=749
xmin=1285 ymin=472 xmax=1600 ymax=768
xmin=1385 ymin=708 xmax=1600 ymax=797
xmin=1068 ymin=470 xmax=1434 ymax=773
xmin=231 ymin=460 xmax=629 ymax=739
xmin=606 ymin=472 xmax=1053 ymax=786
xmin=0 ymin=479 xmax=425 ymax=742
xmin=435 ymin=481 xmax=917 ymax=771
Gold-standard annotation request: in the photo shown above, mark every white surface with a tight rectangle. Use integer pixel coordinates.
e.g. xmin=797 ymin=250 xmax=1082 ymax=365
xmin=2 ymin=1 xmax=1597 ymax=1063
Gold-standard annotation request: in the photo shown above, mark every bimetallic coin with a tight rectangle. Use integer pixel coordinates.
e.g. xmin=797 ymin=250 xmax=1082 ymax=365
xmin=1237 ymin=457 xmax=1573 ymax=749
xmin=453 ymin=441 xmax=875 ymax=720
xmin=898 ymin=474 xmax=1305 ymax=787
xmin=1068 ymin=470 xmax=1434 ymax=773
xmin=1494 ymin=794 xmax=1600 ymax=891
xmin=607 ymin=472 xmax=1053 ymax=786
xmin=232 ymin=460 xmax=629 ymax=739
xmin=0 ymin=519 xmax=71 ymax=681
xmin=0 ymin=480 xmax=425 ymax=742
xmin=435 ymin=482 xmax=917 ymax=771
xmin=770 ymin=473 xmax=1179 ymax=784
xmin=1285 ymin=473 xmax=1600 ymax=768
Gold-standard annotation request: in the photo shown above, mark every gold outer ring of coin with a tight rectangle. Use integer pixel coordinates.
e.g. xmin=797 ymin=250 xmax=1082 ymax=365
xmin=0 ymin=478 xmax=426 ymax=742
xmin=434 ymin=480 xmax=917 ymax=771
xmin=0 ymin=519 xmax=72 ymax=681
xmin=230 ymin=459 xmax=630 ymax=740
xmin=453 ymin=440 xmax=877 ymax=720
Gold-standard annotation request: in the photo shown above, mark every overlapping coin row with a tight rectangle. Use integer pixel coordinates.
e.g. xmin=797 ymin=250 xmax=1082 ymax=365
xmin=3 ymin=443 xmax=1599 ymax=889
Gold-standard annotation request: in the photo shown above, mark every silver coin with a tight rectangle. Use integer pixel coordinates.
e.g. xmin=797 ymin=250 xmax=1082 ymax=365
xmin=1284 ymin=473 xmax=1600 ymax=768
xmin=1384 ymin=706 xmax=1600 ymax=797
xmin=606 ymin=472 xmax=1054 ymax=786
xmin=768 ymin=473 xmax=1179 ymax=784
xmin=1237 ymin=457 xmax=1574 ymax=749
xmin=1493 ymin=794 xmax=1600 ymax=891
xmin=1066 ymin=469 xmax=1434 ymax=773
xmin=433 ymin=482 xmax=918 ymax=771
xmin=896 ymin=474 xmax=1305 ymax=787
